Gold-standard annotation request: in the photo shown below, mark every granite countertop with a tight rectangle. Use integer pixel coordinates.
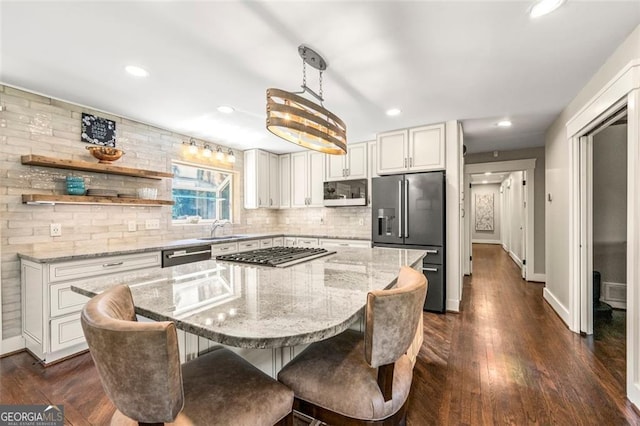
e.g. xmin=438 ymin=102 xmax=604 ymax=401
xmin=18 ymin=233 xmax=370 ymax=263
xmin=71 ymin=247 xmax=425 ymax=349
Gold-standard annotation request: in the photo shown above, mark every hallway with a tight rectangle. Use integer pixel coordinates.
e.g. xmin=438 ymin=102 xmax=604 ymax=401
xmin=408 ymin=243 xmax=638 ymax=424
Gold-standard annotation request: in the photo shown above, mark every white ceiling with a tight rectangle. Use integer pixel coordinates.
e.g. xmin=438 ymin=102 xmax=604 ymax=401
xmin=1 ymin=1 xmax=638 ymax=155
xmin=470 ymin=172 xmax=509 ymax=185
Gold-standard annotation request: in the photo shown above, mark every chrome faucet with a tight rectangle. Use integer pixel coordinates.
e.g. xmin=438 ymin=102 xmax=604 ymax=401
xmin=210 ymin=219 xmax=230 ymax=238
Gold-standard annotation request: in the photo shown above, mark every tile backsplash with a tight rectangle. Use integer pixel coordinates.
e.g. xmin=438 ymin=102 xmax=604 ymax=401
xmin=0 ymin=85 xmax=371 ymax=341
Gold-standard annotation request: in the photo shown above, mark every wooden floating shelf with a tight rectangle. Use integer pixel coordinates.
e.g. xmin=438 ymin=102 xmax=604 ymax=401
xmin=21 ymin=155 xmax=174 ymax=180
xmin=22 ymin=194 xmax=174 ymax=206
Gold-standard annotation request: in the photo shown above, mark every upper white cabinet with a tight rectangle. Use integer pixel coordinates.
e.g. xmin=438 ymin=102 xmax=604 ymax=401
xmin=376 ymin=123 xmax=445 ymax=175
xmin=244 ymin=149 xmax=279 ymax=209
xmin=325 ymin=143 xmax=368 ymax=181
xmin=279 ymin=154 xmax=291 ymax=208
xmin=291 ymin=151 xmax=324 ymax=207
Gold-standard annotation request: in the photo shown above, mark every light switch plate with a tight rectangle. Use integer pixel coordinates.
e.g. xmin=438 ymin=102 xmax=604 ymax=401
xmin=128 ymin=221 xmax=137 ymax=232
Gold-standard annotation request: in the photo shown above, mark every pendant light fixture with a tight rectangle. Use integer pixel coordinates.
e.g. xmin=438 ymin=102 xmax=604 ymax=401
xmin=266 ymin=45 xmax=347 ymax=155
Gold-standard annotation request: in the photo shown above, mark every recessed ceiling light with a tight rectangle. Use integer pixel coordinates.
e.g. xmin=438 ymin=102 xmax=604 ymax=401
xmin=386 ymin=108 xmax=402 ymax=117
xmin=125 ymin=65 xmax=149 ymax=77
xmin=217 ymin=105 xmax=235 ymax=114
xmin=529 ymin=0 xmax=566 ymax=18
xmin=497 ymin=120 xmax=512 ymax=128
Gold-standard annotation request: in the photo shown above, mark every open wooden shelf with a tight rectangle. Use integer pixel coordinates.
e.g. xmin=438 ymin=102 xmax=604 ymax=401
xmin=22 ymin=194 xmax=174 ymax=206
xmin=21 ymin=155 xmax=174 ymax=180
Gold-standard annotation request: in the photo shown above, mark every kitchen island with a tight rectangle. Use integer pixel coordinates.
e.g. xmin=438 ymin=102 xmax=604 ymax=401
xmin=70 ymin=247 xmax=426 ymax=376
xmin=71 ymin=247 xmax=425 ymax=348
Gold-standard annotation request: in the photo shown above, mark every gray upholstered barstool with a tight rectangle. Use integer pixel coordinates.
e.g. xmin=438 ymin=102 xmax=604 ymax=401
xmin=277 ymin=266 xmax=427 ymax=426
xmin=81 ymin=284 xmax=294 ymax=426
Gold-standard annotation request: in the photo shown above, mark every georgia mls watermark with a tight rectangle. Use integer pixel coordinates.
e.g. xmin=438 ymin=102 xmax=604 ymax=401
xmin=0 ymin=405 xmax=64 ymax=426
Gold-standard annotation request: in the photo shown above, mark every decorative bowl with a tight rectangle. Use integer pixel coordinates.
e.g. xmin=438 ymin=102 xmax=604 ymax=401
xmin=85 ymin=146 xmax=125 ymax=164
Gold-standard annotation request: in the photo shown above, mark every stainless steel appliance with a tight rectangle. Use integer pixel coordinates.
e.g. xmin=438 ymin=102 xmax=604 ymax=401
xmin=216 ymin=247 xmax=335 ymax=267
xmin=323 ymin=179 xmax=367 ymax=206
xmin=162 ymin=245 xmax=212 ymax=267
xmin=371 ymin=171 xmax=446 ymax=312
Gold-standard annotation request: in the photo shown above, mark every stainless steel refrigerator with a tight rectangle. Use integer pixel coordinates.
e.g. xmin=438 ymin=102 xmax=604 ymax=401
xmin=371 ymin=171 xmax=446 ymax=312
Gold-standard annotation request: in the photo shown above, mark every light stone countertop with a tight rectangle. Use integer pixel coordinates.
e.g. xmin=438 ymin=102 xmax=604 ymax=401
xmin=18 ymin=233 xmax=370 ymax=263
xmin=71 ymin=247 xmax=425 ymax=349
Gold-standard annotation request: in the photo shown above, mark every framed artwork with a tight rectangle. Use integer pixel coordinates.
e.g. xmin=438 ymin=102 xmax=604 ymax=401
xmin=81 ymin=113 xmax=116 ymax=147
xmin=475 ymin=193 xmax=494 ymax=231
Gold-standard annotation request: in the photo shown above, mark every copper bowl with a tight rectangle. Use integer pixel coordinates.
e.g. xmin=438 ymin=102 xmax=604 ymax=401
xmin=86 ymin=146 xmax=125 ymax=164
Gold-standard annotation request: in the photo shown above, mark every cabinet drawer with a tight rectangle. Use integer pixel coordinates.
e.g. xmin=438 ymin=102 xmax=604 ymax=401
xmin=49 ymin=252 xmax=161 ymax=283
xmin=273 ymin=237 xmax=284 ymax=247
xmin=260 ymin=238 xmax=273 ymax=248
xmin=50 ymin=312 xmax=85 ymax=352
xmin=296 ymin=237 xmax=319 ymax=247
xmin=50 ymin=283 xmax=89 ymax=317
xmin=211 ymin=242 xmax=238 ymax=256
xmin=319 ymin=239 xmax=370 ymax=248
xmin=238 ymin=240 xmax=260 ymax=252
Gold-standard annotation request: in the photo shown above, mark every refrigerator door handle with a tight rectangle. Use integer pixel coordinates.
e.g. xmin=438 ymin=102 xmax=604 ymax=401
xmin=404 ymin=178 xmax=409 ymax=238
xmin=398 ymin=180 xmax=403 ymax=238
xmin=422 ymin=267 xmax=438 ymax=272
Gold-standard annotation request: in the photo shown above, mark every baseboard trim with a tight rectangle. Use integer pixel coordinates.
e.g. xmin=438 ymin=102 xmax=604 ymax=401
xmin=509 ymin=250 xmax=523 ymax=268
xmin=446 ymin=299 xmax=460 ymax=312
xmin=528 ymin=273 xmax=546 ymax=283
xmin=543 ymin=288 xmax=571 ymax=327
xmin=472 ymin=239 xmax=502 ymax=245
xmin=1 ymin=335 xmax=25 ymax=356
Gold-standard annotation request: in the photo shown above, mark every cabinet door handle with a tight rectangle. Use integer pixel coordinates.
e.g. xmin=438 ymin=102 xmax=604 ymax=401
xmin=410 ymin=157 xmax=413 ymax=167
xmin=404 ymin=158 xmax=407 ymax=168
xmin=259 ymin=197 xmax=262 ymax=205
xmin=168 ymin=249 xmax=211 ymax=258
xmin=102 ymin=261 xmax=124 ymax=267
xmin=346 ymin=168 xmax=349 ymax=176
xmin=422 ymin=267 xmax=438 ymax=272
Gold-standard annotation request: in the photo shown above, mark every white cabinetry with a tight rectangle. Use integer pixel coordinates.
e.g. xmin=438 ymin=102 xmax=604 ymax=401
xmin=279 ymin=154 xmax=291 ymax=208
xmin=244 ymin=149 xmax=280 ymax=209
xmin=21 ymin=251 xmax=161 ymax=364
xmin=325 ymin=143 xmax=368 ymax=181
xmin=295 ymin=237 xmax=319 ymax=247
xmin=376 ymin=123 xmax=445 ymax=174
xmin=291 ymin=151 xmax=324 ymax=207
xmin=318 ymin=239 xmax=371 ymax=248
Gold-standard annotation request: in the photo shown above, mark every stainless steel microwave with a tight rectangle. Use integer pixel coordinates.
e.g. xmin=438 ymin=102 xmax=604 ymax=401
xmin=323 ymin=179 xmax=367 ymax=207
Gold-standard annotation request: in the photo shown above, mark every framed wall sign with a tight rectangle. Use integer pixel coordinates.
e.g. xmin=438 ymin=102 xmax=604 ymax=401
xmin=81 ymin=113 xmax=116 ymax=147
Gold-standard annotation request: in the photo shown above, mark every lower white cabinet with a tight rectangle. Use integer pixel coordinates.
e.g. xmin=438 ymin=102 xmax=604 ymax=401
xmin=318 ymin=238 xmax=371 ymax=248
xmin=238 ymin=240 xmax=261 ymax=252
xmin=295 ymin=237 xmax=319 ymax=247
xmin=21 ymin=251 xmax=162 ymax=364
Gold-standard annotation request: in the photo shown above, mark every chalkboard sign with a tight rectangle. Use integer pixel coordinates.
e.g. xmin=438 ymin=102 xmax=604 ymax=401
xmin=81 ymin=113 xmax=117 ymax=147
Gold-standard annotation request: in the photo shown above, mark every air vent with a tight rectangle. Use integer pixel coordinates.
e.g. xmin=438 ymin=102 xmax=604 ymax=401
xmin=605 ymin=283 xmax=627 ymax=302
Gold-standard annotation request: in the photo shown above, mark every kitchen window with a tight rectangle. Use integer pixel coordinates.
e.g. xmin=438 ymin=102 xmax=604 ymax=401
xmin=172 ymin=161 xmax=232 ymax=223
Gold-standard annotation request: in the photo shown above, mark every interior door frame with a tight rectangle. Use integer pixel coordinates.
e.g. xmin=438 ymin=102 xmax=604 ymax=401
xmin=566 ymin=63 xmax=639 ymax=406
xmin=464 ymin=158 xmax=537 ymax=280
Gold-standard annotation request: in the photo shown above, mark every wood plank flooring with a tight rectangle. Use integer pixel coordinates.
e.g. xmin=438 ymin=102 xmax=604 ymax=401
xmin=1 ymin=244 xmax=637 ymax=425
xmin=407 ymin=244 xmax=638 ymax=425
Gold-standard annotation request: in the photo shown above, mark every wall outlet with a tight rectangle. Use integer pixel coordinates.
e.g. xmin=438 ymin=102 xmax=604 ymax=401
xmin=128 ymin=221 xmax=137 ymax=232
xmin=50 ymin=223 xmax=62 ymax=237
xmin=145 ymin=219 xmax=160 ymax=230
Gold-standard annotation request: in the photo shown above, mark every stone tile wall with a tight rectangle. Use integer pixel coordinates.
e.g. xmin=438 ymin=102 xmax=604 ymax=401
xmin=0 ymin=85 xmax=371 ymax=340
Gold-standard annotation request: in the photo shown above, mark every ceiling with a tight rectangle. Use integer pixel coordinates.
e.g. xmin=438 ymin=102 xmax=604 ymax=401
xmin=1 ymin=1 xmax=638 ymax=155
xmin=470 ymin=172 xmax=509 ymax=185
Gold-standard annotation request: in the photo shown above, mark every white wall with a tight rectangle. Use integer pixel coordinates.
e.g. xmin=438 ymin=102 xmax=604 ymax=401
xmin=471 ymin=184 xmax=501 ymax=243
xmin=545 ymin=25 xmax=640 ymax=316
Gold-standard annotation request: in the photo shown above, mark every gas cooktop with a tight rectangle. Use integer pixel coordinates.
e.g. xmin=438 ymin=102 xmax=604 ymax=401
xmin=215 ymin=247 xmax=335 ymax=268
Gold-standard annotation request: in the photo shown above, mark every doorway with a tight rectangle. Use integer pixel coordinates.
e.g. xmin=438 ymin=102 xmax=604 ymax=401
xmin=464 ymin=159 xmax=537 ymax=281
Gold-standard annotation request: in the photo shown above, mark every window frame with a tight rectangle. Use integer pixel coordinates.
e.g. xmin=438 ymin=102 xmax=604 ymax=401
xmin=171 ymin=160 xmax=234 ymax=225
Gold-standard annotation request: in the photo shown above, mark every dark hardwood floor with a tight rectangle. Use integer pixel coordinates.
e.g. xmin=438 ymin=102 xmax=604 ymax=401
xmin=1 ymin=244 xmax=637 ymax=425
xmin=408 ymin=243 xmax=637 ymax=425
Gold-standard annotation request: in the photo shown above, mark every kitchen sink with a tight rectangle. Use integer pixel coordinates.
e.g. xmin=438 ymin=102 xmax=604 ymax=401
xmin=198 ymin=235 xmax=247 ymax=241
